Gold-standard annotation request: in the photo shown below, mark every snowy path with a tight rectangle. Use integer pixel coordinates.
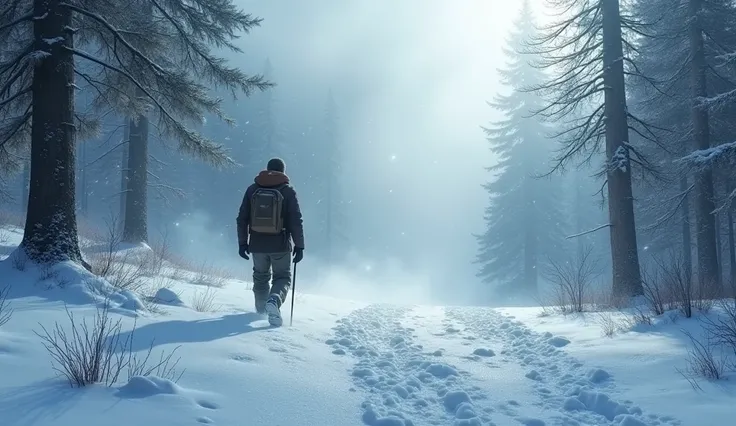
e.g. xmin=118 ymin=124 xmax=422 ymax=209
xmin=327 ymin=304 xmax=683 ymax=426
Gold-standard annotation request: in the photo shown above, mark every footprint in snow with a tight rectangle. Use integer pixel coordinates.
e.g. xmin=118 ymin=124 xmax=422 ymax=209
xmin=196 ymin=416 xmax=214 ymax=424
xmin=230 ymin=353 xmax=256 ymax=363
xmin=197 ymin=400 xmax=219 ymax=410
xmin=547 ymin=336 xmax=570 ymax=348
xmin=472 ymin=348 xmax=495 ymax=357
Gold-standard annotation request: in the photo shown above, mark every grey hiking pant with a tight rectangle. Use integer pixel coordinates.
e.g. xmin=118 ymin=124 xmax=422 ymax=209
xmin=252 ymin=252 xmax=292 ymax=312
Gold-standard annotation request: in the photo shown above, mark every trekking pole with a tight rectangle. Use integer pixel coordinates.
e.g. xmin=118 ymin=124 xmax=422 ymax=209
xmin=289 ymin=262 xmax=297 ymax=326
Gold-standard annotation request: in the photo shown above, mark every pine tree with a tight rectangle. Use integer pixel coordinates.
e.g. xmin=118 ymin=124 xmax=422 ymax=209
xmin=475 ymin=2 xmax=567 ymax=298
xmin=0 ymin=0 xmax=269 ymax=265
xmin=629 ymin=0 xmax=736 ymax=285
xmin=529 ymin=0 xmax=649 ymax=297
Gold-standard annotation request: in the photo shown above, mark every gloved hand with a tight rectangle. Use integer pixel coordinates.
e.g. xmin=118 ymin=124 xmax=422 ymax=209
xmin=238 ymin=243 xmax=250 ymax=260
xmin=293 ymin=247 xmax=304 ymax=264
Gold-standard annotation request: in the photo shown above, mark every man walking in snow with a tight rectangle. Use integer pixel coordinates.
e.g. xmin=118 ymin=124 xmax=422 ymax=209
xmin=236 ymin=158 xmax=305 ymax=326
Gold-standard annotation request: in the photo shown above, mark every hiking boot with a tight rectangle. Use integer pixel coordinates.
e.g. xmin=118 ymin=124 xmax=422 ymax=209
xmin=265 ymin=295 xmax=283 ymax=327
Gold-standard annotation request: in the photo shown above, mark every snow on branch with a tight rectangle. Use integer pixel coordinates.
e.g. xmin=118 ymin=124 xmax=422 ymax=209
xmin=610 ymin=145 xmax=629 ymax=173
xmin=565 ymin=223 xmax=611 ymax=240
xmin=676 ymin=141 xmax=736 ymax=168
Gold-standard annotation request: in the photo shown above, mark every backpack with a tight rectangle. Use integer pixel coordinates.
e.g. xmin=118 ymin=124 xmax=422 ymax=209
xmin=249 ymin=186 xmax=285 ymax=234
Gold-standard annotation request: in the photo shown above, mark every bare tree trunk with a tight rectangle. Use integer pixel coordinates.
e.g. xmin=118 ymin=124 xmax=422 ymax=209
xmin=689 ymin=0 xmax=721 ymax=293
xmin=22 ymin=0 xmax=84 ymax=265
xmin=681 ymin=176 xmax=692 ymax=279
xmin=78 ymin=140 xmax=88 ymax=216
xmin=728 ymin=210 xmax=735 ymax=288
xmin=524 ymin=178 xmax=538 ymax=295
xmin=119 ymin=120 xmax=129 ymax=233
xmin=20 ymin=158 xmax=29 ymax=213
xmin=716 ymin=214 xmax=723 ymax=283
xmin=601 ymin=0 xmax=643 ymax=298
xmin=122 ymin=115 xmax=149 ymax=244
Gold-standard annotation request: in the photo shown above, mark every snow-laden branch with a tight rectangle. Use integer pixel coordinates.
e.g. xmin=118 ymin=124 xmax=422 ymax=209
xmin=565 ymin=223 xmax=611 ymax=240
xmin=676 ymin=141 xmax=736 ymax=168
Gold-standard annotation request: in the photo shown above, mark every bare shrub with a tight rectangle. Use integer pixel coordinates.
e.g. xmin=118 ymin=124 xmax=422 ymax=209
xmin=700 ymin=300 xmax=736 ymax=356
xmin=586 ymin=285 xmax=615 ymax=312
xmin=596 ymin=311 xmax=617 ymax=337
xmin=168 ymin=266 xmax=188 ymax=282
xmin=128 ymin=342 xmax=185 ymax=382
xmin=87 ymin=215 xmax=124 ymax=278
xmin=640 ymin=266 xmax=673 ymax=316
xmin=104 ymin=255 xmax=148 ymax=294
xmin=0 ymin=285 xmax=12 ymax=327
xmin=542 ymin=246 xmax=603 ymax=314
xmin=146 ymin=229 xmax=173 ymax=277
xmin=191 ymin=261 xmax=231 ymax=288
xmin=38 ymin=264 xmax=59 ymax=282
xmin=617 ymin=306 xmax=652 ymax=332
xmin=11 ymin=249 xmax=27 ymax=271
xmin=191 ymin=286 xmax=218 ymax=312
xmin=693 ymin=277 xmax=716 ymax=314
xmin=676 ymin=330 xmax=727 ymax=388
xmin=35 ymin=303 xmax=183 ymax=387
xmin=650 ymin=252 xmax=714 ymax=318
xmin=87 ymin=216 xmax=149 ymax=293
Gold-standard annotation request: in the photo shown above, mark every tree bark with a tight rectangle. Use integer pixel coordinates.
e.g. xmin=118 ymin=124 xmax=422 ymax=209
xmin=601 ymin=0 xmax=643 ymax=297
xmin=681 ymin=176 xmax=692 ymax=279
xmin=20 ymin=158 xmax=29 ymax=212
xmin=78 ymin=140 xmax=88 ymax=215
xmin=22 ymin=0 xmax=84 ymax=264
xmin=524 ymin=177 xmax=538 ymax=295
xmin=122 ymin=115 xmax=149 ymax=243
xmin=728 ymin=210 xmax=735 ymax=287
xmin=688 ymin=0 xmax=721 ymax=293
xmin=119 ymin=120 xmax=129 ymax=233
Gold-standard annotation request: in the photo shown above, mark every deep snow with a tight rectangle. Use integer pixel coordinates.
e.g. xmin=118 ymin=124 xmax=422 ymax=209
xmin=0 ymin=226 xmax=734 ymax=426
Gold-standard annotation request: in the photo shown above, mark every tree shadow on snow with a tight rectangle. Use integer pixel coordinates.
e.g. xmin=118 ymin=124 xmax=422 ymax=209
xmin=112 ymin=312 xmax=273 ymax=352
xmin=0 ymin=379 xmax=84 ymax=426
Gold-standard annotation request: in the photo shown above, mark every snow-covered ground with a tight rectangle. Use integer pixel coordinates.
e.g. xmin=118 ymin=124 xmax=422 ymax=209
xmin=0 ymin=225 xmax=734 ymax=426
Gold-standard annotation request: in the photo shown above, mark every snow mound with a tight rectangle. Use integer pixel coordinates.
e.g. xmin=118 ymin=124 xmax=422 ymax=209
xmin=154 ymin=288 xmax=184 ymax=306
xmin=0 ymin=250 xmax=142 ymax=313
xmin=116 ymin=376 xmax=181 ymax=398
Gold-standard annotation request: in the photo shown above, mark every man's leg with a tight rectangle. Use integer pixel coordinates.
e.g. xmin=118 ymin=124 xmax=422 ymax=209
xmin=252 ymin=253 xmax=272 ymax=314
xmin=268 ymin=252 xmax=292 ymax=306
xmin=265 ymin=252 xmax=292 ymax=326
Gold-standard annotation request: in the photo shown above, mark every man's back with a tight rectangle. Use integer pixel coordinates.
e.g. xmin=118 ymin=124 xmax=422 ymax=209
xmin=237 ymin=169 xmax=305 ymax=254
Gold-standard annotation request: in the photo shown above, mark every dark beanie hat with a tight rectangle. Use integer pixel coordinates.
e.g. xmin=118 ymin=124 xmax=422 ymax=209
xmin=266 ymin=157 xmax=285 ymax=173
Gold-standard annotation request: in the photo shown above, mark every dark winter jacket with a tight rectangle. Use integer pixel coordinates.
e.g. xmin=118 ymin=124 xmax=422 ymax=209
xmin=236 ymin=170 xmax=305 ymax=254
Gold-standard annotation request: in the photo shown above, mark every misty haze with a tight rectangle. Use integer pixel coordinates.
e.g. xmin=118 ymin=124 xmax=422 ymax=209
xmin=0 ymin=0 xmax=735 ymax=425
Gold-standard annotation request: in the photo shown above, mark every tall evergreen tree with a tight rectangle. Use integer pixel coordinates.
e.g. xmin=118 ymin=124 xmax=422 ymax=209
xmin=629 ymin=0 xmax=736 ymax=284
xmin=0 ymin=0 xmax=268 ymax=264
xmin=475 ymin=2 xmax=567 ymax=298
xmin=530 ymin=0 xmax=647 ymax=298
